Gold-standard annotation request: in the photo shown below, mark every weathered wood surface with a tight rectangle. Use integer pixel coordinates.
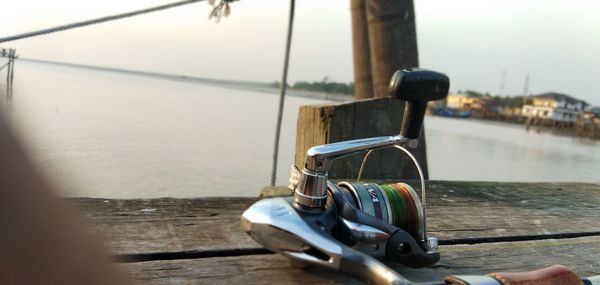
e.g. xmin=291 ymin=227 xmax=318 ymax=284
xmin=74 ymin=197 xmax=258 ymax=255
xmin=294 ymin=98 xmax=428 ymax=180
xmin=73 ymin=182 xmax=600 ymax=256
xmin=123 ymin=236 xmax=600 ymax=284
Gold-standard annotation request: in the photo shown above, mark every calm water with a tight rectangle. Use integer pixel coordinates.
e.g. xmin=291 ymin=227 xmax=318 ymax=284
xmin=425 ymin=117 xmax=600 ymax=182
xmin=1 ymin=61 xmax=598 ymax=198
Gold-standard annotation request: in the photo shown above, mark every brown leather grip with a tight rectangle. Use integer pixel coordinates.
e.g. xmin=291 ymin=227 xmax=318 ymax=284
xmin=488 ymin=265 xmax=583 ymax=285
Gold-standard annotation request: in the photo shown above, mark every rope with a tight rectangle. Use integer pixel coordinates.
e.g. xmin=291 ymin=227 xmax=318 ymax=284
xmin=0 ymin=62 xmax=9 ymax=71
xmin=270 ymin=0 xmax=295 ymax=186
xmin=0 ymin=0 xmax=206 ymax=44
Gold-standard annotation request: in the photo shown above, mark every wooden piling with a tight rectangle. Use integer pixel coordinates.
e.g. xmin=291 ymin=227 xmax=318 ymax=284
xmin=350 ymin=0 xmax=374 ymax=100
xmin=4 ymin=56 xmax=9 ymax=87
xmin=295 ymin=97 xmax=428 ymax=180
xmin=366 ymin=0 xmax=419 ymax=98
xmin=9 ymin=50 xmax=14 ymax=86
xmin=1 ymin=48 xmax=16 ymax=96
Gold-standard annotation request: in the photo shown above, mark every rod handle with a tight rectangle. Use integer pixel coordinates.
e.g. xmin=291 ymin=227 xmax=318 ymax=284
xmin=445 ymin=265 xmax=584 ymax=285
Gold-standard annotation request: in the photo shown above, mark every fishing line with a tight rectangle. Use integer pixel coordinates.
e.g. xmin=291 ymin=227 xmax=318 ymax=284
xmin=338 ymin=181 xmax=423 ymax=240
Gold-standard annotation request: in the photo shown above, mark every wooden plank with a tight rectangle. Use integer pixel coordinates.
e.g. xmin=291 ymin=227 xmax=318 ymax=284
xmin=72 ymin=182 xmax=600 ymax=255
xmin=74 ymin=197 xmax=259 ymax=255
xmin=122 ymin=236 xmax=600 ymax=284
xmin=294 ymin=98 xmax=428 ymax=180
xmin=425 ymin=181 xmax=600 ymax=240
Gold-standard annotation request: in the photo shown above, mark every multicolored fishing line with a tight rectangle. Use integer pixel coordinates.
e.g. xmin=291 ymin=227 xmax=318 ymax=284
xmin=338 ymin=182 xmax=422 ymax=240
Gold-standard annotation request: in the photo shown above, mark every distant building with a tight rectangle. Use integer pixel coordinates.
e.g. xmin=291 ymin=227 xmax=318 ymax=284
xmin=588 ymin=106 xmax=600 ymax=117
xmin=578 ymin=106 xmax=600 ymax=124
xmin=521 ymin=92 xmax=587 ymax=123
xmin=446 ymin=93 xmax=487 ymax=110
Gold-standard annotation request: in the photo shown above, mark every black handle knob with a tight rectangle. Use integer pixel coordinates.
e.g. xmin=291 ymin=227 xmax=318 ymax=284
xmin=388 ymin=69 xmax=450 ymax=140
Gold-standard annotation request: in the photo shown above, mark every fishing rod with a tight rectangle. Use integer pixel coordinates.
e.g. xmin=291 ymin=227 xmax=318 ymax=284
xmin=241 ymin=69 xmax=600 ymax=285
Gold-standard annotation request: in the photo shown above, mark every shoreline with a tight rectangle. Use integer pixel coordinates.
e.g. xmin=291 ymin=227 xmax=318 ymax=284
xmin=14 ymin=59 xmax=599 ymax=141
xmin=430 ymin=110 xmax=600 ymax=141
xmin=19 ymin=58 xmax=351 ymax=102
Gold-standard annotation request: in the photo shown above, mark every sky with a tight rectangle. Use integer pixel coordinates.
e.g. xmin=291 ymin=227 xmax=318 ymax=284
xmin=1 ymin=0 xmax=599 ymax=105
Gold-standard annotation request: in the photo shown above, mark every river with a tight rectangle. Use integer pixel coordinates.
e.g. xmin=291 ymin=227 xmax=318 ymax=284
xmin=1 ymin=60 xmax=598 ymax=198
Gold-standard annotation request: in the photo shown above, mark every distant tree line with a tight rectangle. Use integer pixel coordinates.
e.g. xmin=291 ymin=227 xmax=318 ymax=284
xmin=458 ymin=89 xmax=526 ymax=108
xmin=271 ymin=77 xmax=354 ymax=95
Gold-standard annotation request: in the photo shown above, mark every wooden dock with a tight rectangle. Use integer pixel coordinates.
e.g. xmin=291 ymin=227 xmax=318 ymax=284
xmin=74 ymin=181 xmax=600 ymax=284
xmin=1 ymin=48 xmax=16 ymax=96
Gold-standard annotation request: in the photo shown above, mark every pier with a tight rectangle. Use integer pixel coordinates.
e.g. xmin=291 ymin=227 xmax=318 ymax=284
xmin=74 ymin=181 xmax=600 ymax=283
xmin=0 ymin=48 xmax=17 ymax=97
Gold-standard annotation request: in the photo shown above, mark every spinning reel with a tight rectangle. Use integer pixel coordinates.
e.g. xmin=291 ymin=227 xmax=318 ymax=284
xmin=241 ymin=69 xmax=450 ymax=284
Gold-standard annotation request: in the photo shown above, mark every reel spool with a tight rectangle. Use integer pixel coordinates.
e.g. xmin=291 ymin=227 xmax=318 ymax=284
xmin=337 ymin=142 xmax=429 ymax=243
xmin=337 ymin=182 xmax=424 ymax=242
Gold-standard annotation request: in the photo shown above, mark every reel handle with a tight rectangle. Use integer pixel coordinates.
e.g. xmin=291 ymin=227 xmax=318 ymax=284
xmin=388 ymin=69 xmax=450 ymax=140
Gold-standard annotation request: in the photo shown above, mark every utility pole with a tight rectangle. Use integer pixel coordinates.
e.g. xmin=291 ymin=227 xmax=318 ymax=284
xmin=522 ymin=74 xmax=529 ymax=96
xmin=499 ymin=69 xmax=507 ymax=96
xmin=521 ymin=74 xmax=530 ymax=107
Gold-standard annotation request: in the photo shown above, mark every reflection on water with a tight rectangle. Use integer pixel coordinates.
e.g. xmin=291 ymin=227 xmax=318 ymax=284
xmin=1 ymin=61 xmax=598 ymax=198
xmin=0 ymin=77 xmax=12 ymax=105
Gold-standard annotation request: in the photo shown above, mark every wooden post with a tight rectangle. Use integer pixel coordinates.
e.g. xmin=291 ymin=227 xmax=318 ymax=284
xmin=366 ymin=0 xmax=428 ymax=178
xmin=295 ymin=97 xmax=428 ymax=180
xmin=294 ymin=0 xmax=429 ymax=180
xmin=350 ymin=0 xmax=374 ymax=100
xmin=2 ymin=49 xmax=16 ymax=97
xmin=4 ymin=53 xmax=9 ymax=87
xmin=9 ymin=50 xmax=14 ymax=88
xmin=366 ymin=0 xmax=419 ymax=98
xmin=7 ymin=53 xmax=11 ymax=90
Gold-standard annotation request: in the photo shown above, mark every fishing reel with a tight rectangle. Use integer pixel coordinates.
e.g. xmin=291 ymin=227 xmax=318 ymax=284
xmin=242 ymin=69 xmax=450 ymax=284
